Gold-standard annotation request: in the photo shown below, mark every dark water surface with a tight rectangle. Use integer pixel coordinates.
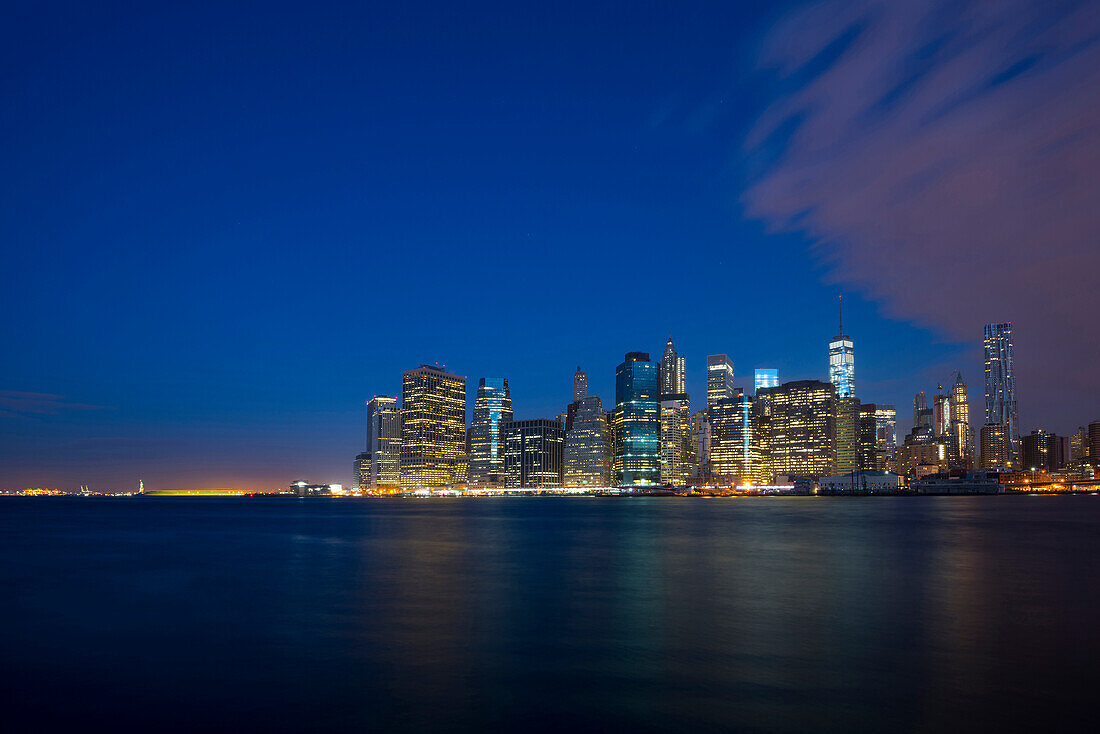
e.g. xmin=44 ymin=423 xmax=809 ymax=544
xmin=1 ymin=496 xmax=1097 ymax=732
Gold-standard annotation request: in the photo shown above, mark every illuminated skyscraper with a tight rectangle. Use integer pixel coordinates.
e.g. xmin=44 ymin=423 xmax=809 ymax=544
xmin=980 ymin=422 xmax=1009 ymax=470
xmin=399 ymin=364 xmax=467 ymax=488
xmin=706 ymin=354 xmax=735 ymax=407
xmin=503 ymin=419 xmax=564 ymax=488
xmin=828 ymin=296 xmax=855 ymax=398
xmin=984 ymin=322 xmax=1019 ymax=467
xmin=563 ymin=395 xmax=609 ymax=487
xmin=949 ymin=372 xmax=973 ymax=469
xmin=354 ymin=452 xmax=371 ymax=493
xmin=660 ymin=396 xmax=691 ymax=485
xmin=573 ymin=366 xmax=588 ymax=402
xmin=710 ymin=390 xmax=765 ymax=484
xmin=691 ymin=409 xmax=710 ymax=476
xmin=874 ymin=404 xmax=897 ymax=470
xmin=1070 ymin=426 xmax=1088 ymax=463
xmin=612 ymin=352 xmax=661 ymax=486
xmin=468 ymin=377 xmax=513 ymax=487
xmin=661 ymin=337 xmax=686 ymax=397
xmin=364 ymin=395 xmax=401 ymax=491
xmin=758 ymin=380 xmax=836 ymax=478
xmin=754 ymin=368 xmax=779 ymax=393
xmin=933 ymin=387 xmax=951 ymax=439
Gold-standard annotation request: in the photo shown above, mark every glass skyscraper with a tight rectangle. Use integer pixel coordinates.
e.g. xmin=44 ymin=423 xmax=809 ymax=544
xmin=950 ymin=372 xmax=973 ymax=469
xmin=364 ymin=395 xmax=401 ymax=491
xmin=399 ymin=364 xmax=467 ymax=489
xmin=503 ymin=419 xmax=564 ymax=488
xmin=661 ymin=337 xmax=686 ymax=397
xmin=573 ymin=366 xmax=588 ymax=402
xmin=828 ymin=298 xmax=855 ymax=398
xmin=984 ymin=322 xmax=1019 ymax=466
xmin=468 ymin=377 xmax=513 ymax=487
xmin=563 ymin=395 xmax=609 ymax=487
xmin=612 ymin=352 xmax=661 ymax=486
xmin=754 ymin=368 xmax=779 ymax=393
xmin=758 ymin=380 xmax=837 ymax=479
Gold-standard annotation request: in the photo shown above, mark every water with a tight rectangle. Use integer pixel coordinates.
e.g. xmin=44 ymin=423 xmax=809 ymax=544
xmin=1 ymin=496 xmax=1097 ymax=732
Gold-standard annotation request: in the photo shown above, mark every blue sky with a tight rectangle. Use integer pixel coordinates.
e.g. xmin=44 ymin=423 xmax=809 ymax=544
xmin=2 ymin=1 xmax=1096 ymax=489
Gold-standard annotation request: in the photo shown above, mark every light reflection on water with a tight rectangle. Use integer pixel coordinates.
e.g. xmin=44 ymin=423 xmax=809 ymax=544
xmin=1 ymin=496 xmax=1097 ymax=732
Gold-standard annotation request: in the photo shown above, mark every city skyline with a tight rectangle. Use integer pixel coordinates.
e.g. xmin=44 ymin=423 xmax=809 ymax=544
xmin=2 ymin=1 xmax=1099 ymax=491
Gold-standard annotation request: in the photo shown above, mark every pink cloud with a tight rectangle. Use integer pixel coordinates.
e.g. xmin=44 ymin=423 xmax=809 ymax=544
xmin=743 ymin=0 xmax=1100 ymax=429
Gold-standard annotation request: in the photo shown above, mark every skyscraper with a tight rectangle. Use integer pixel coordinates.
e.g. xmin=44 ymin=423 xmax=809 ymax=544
xmin=754 ymin=368 xmax=779 ymax=393
xmin=874 ymin=404 xmax=897 ymax=471
xmin=573 ymin=366 xmax=588 ymax=402
xmin=980 ymin=422 xmax=1009 ymax=470
xmin=399 ymin=364 xmax=467 ymax=489
xmin=503 ymin=419 xmax=564 ymax=488
xmin=706 ymin=355 xmax=735 ymax=407
xmin=660 ymin=396 xmax=691 ymax=485
xmin=710 ymin=390 xmax=765 ymax=484
xmin=563 ymin=395 xmax=610 ymax=488
xmin=364 ymin=395 xmax=401 ymax=491
xmin=984 ymin=322 xmax=1019 ymax=467
xmin=661 ymin=337 xmax=686 ymax=397
xmin=468 ymin=377 xmax=513 ymax=487
xmin=612 ymin=352 xmax=661 ymax=486
xmin=828 ymin=296 xmax=855 ymax=398
xmin=949 ymin=372 xmax=973 ymax=469
xmin=758 ymin=380 xmax=837 ymax=479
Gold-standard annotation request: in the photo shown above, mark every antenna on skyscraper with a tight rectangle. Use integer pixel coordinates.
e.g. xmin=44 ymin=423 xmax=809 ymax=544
xmin=838 ymin=294 xmax=843 ymax=335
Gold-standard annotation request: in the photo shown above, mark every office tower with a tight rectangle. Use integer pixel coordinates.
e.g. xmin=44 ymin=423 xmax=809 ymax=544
xmin=468 ymin=377 xmax=513 ymax=487
xmin=949 ymin=373 xmax=973 ymax=469
xmin=858 ymin=404 xmax=879 ymax=472
xmin=706 ymin=355 xmax=735 ymax=407
xmin=364 ymin=395 xmax=402 ymax=491
xmin=691 ymin=409 xmax=711 ymax=476
xmin=828 ymin=296 xmax=855 ymax=398
xmin=710 ymin=390 xmax=764 ymax=484
xmin=1071 ymin=427 xmax=1088 ymax=462
xmin=980 ymin=422 xmax=1009 ymax=470
xmin=835 ymin=397 xmax=861 ymax=474
xmin=754 ymin=368 xmax=779 ymax=393
xmin=660 ymin=397 xmax=691 ymax=485
xmin=563 ymin=395 xmax=610 ymax=487
xmin=612 ymin=352 xmax=661 ymax=486
xmin=1089 ymin=422 xmax=1100 ymax=467
xmin=1022 ymin=430 xmax=1064 ymax=471
xmin=757 ymin=380 xmax=837 ymax=478
xmin=573 ymin=366 xmax=588 ymax=402
xmin=984 ymin=322 xmax=1019 ymax=467
xmin=399 ymin=364 xmax=467 ymax=488
xmin=660 ymin=337 xmax=686 ymax=397
xmin=503 ymin=419 xmax=564 ymax=488
xmin=933 ymin=387 xmax=951 ymax=438
xmin=354 ymin=452 xmax=371 ymax=493
xmin=874 ymin=404 xmax=897 ymax=471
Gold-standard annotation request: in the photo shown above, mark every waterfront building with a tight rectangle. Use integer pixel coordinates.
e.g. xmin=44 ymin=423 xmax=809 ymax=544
xmin=660 ymin=337 xmax=686 ymax=397
xmin=1091 ymin=422 xmax=1100 ymax=466
xmin=691 ymin=409 xmax=711 ymax=476
xmin=573 ymin=366 xmax=588 ymax=402
xmin=710 ymin=391 xmax=765 ymax=484
xmin=754 ymin=368 xmax=779 ymax=393
xmin=503 ymin=419 xmax=564 ymax=488
xmin=564 ymin=395 xmax=609 ymax=487
xmin=819 ymin=470 xmax=902 ymax=494
xmin=660 ymin=396 xmax=691 ymax=485
xmin=757 ymin=380 xmax=836 ymax=479
xmin=828 ymin=296 xmax=855 ymax=398
xmin=950 ymin=373 xmax=973 ymax=469
xmin=399 ymin=364 xmax=467 ymax=489
xmin=984 ymin=322 xmax=1019 ymax=467
xmin=706 ymin=354 xmax=735 ymax=408
xmin=836 ymin=398 xmax=878 ymax=474
xmin=468 ymin=377 xmax=513 ymax=487
xmin=979 ymin=422 xmax=1010 ymax=471
xmin=612 ymin=352 xmax=661 ymax=486
xmin=364 ymin=395 xmax=401 ymax=491
xmin=1071 ymin=426 xmax=1088 ymax=462
xmin=874 ymin=404 xmax=897 ymax=471
xmin=933 ymin=387 xmax=951 ymax=439
xmin=1022 ymin=430 xmax=1070 ymax=472
xmin=354 ymin=452 xmax=371 ymax=493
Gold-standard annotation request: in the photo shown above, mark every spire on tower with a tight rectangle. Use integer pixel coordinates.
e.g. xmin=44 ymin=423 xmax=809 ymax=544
xmin=838 ymin=294 xmax=843 ymax=335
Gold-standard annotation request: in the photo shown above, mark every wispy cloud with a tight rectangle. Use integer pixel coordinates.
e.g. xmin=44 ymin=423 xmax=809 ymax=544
xmin=0 ymin=390 xmax=110 ymax=418
xmin=743 ymin=0 xmax=1100 ymax=425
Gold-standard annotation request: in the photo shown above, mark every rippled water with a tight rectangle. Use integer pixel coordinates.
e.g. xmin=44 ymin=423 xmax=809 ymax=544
xmin=2 ymin=496 xmax=1097 ymax=732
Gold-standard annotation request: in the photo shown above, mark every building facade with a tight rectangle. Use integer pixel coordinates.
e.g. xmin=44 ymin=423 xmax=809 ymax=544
xmin=874 ymin=404 xmax=897 ymax=471
xmin=503 ymin=419 xmax=564 ymax=488
xmin=573 ymin=366 xmax=588 ymax=402
xmin=660 ymin=337 xmax=686 ymax=397
xmin=612 ymin=352 xmax=661 ymax=486
xmin=706 ymin=354 xmax=735 ymax=408
xmin=950 ymin=372 xmax=973 ymax=469
xmin=758 ymin=380 xmax=837 ymax=479
xmin=364 ymin=395 xmax=401 ymax=491
xmin=980 ymin=422 xmax=1009 ymax=471
xmin=754 ymin=368 xmax=779 ymax=393
xmin=984 ymin=322 xmax=1019 ymax=467
xmin=563 ymin=395 xmax=609 ymax=487
xmin=468 ymin=377 xmax=513 ymax=487
xmin=399 ymin=364 xmax=467 ymax=489
xmin=828 ymin=298 xmax=855 ymax=398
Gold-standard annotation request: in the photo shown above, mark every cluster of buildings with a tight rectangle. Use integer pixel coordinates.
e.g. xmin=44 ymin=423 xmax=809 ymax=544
xmin=353 ymin=314 xmax=1100 ymax=493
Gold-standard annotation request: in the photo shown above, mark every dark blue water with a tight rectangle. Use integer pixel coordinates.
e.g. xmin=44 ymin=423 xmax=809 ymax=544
xmin=2 ymin=496 xmax=1097 ymax=732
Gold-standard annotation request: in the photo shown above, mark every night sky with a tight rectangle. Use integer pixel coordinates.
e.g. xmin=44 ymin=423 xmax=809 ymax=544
xmin=3 ymin=1 xmax=1098 ymax=490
